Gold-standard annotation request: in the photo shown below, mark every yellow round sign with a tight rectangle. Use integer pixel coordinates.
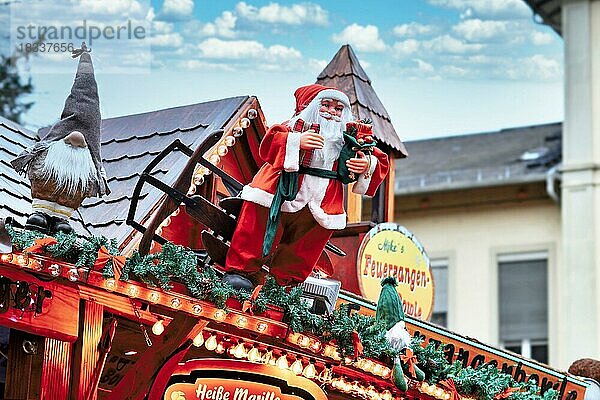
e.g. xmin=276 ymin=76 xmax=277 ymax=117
xmin=357 ymin=223 xmax=434 ymax=320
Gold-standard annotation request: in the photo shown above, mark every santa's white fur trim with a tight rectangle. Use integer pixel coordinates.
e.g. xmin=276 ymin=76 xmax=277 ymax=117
xmin=352 ymin=155 xmax=378 ymax=196
xmin=40 ymin=140 xmax=96 ymax=196
xmin=240 ymin=184 xmax=347 ymax=230
xmin=32 ymin=198 xmax=74 ymax=218
xmin=385 ymin=320 xmax=412 ymax=351
xmin=313 ymin=89 xmax=350 ymax=108
xmin=283 ymin=131 xmax=301 ymax=172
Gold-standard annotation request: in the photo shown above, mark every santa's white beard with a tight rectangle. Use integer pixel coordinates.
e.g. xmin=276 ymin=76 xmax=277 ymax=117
xmin=289 ymin=98 xmax=354 ymax=167
xmin=40 ymin=140 xmax=96 ymax=196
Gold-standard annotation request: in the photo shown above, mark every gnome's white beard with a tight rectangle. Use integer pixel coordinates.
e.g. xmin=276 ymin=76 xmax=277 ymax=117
xmin=289 ymin=98 xmax=354 ymax=167
xmin=40 ymin=140 xmax=96 ymax=196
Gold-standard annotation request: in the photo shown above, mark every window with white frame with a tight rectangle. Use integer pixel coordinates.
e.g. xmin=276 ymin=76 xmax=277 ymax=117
xmin=498 ymin=252 xmax=548 ymax=364
xmin=430 ymin=258 xmax=448 ymax=327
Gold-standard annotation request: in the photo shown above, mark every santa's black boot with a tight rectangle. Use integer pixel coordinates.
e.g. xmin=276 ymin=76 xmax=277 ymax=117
xmin=25 ymin=212 xmax=50 ymax=234
xmin=222 ymin=273 xmax=254 ymax=292
xmin=50 ymin=216 xmax=74 ymax=235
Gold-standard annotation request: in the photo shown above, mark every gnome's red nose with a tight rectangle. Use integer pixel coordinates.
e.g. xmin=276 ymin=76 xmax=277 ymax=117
xmin=64 ymin=131 xmax=87 ymax=148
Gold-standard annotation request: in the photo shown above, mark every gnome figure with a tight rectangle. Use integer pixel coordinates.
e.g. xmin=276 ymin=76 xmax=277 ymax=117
xmin=11 ymin=44 xmax=109 ymax=235
xmin=376 ymin=277 xmax=425 ymax=391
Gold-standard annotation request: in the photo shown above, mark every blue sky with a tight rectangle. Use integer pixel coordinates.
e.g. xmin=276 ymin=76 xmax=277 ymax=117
xmin=3 ymin=0 xmax=563 ymax=140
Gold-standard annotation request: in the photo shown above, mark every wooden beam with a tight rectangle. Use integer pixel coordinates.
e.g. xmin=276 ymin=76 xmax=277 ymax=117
xmin=71 ymin=301 xmax=104 ymax=400
xmin=5 ymin=330 xmax=44 ymax=399
xmin=346 ymin=184 xmax=362 ymax=223
xmin=106 ymin=314 xmax=205 ymax=400
xmin=40 ymin=338 xmax=73 ymax=399
xmin=385 ymin=157 xmax=395 ymax=222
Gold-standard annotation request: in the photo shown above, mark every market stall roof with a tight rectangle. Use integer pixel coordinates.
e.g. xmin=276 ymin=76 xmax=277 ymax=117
xmin=1 ymin=96 xmax=251 ymax=244
xmin=395 ymin=122 xmax=561 ymax=195
xmin=316 ymin=44 xmax=408 ymax=158
xmin=0 ymin=116 xmax=37 ymax=220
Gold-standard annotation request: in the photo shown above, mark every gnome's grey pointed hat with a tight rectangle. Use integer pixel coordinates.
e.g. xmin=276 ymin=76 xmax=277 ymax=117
xmin=12 ymin=44 xmax=110 ymax=196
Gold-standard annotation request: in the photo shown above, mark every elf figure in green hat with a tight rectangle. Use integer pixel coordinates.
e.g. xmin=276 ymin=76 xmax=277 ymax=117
xmin=376 ymin=277 xmax=425 ymax=391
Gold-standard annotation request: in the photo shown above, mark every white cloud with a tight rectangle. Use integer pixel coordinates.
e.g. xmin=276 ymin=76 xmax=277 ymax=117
xmin=393 ymin=39 xmax=421 ymax=57
xmin=332 ymin=24 xmax=386 ymax=52
xmin=197 ymin=38 xmax=301 ymax=62
xmin=510 ymin=54 xmax=561 ymax=80
xmin=415 ymin=59 xmax=434 ymax=73
xmin=182 ymin=60 xmax=235 ymax=71
xmin=428 ymin=0 xmax=530 ymax=19
xmin=452 ymin=19 xmax=508 ymax=41
xmin=393 ymin=22 xmax=436 ymax=37
xmin=200 ymin=11 xmax=238 ymax=38
xmin=160 ymin=0 xmax=194 ymax=21
xmin=423 ymin=35 xmax=485 ymax=53
xmin=235 ymin=2 xmax=328 ymax=26
xmin=149 ymin=33 xmax=183 ymax=47
xmin=531 ymin=31 xmax=554 ymax=45
xmin=77 ymin=0 xmax=143 ymax=16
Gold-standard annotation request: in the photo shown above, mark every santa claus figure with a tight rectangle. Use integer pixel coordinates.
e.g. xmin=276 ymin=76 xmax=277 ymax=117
xmin=223 ymin=84 xmax=389 ymax=290
xmin=11 ymin=44 xmax=109 ymax=235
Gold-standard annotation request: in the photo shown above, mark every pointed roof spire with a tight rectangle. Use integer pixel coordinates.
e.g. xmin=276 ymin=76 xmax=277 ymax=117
xmin=317 ymin=45 xmax=407 ymax=157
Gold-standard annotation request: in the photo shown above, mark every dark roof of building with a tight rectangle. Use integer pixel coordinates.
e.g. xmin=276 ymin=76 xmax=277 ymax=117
xmin=523 ymin=0 xmax=561 ymax=35
xmin=317 ymin=45 xmax=408 ymax=158
xmin=395 ymin=122 xmax=562 ymax=194
xmin=1 ymin=96 xmax=250 ymax=244
xmin=0 ymin=117 xmax=37 ymax=220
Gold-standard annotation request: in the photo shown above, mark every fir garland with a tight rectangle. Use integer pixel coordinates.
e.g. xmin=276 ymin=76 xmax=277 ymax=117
xmin=3 ymin=226 xmax=560 ymax=400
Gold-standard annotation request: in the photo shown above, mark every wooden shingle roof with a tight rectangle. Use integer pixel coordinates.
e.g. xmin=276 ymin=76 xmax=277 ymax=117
xmin=1 ymin=96 xmax=251 ymax=244
xmin=317 ymin=45 xmax=408 ymax=158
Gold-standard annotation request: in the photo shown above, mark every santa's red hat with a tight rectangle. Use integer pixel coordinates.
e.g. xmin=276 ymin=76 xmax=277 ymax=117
xmin=294 ymin=84 xmax=350 ymax=115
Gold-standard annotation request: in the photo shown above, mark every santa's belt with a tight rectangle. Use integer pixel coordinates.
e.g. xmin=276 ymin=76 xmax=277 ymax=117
xmin=263 ymin=167 xmax=341 ymax=256
xmin=298 ymin=166 xmax=339 ymax=180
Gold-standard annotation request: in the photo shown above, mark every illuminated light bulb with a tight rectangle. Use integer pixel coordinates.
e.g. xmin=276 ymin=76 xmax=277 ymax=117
xmin=105 ymin=278 xmax=116 ymax=291
xmin=162 ymin=216 xmax=171 ymax=227
xmin=205 ymin=335 xmax=218 ymax=351
xmin=233 ymin=342 xmax=247 ymax=359
xmin=156 ymin=227 xmax=163 ymax=236
xmin=215 ymin=342 xmax=226 ymax=354
xmin=171 ymin=207 xmax=180 ymax=217
xmin=149 ymin=291 xmax=160 ymax=303
xmin=29 ymin=260 xmax=42 ymax=271
xmin=240 ymin=118 xmax=251 ymax=128
xmin=344 ymin=357 xmax=352 ymax=365
xmin=276 ymin=354 xmax=289 ymax=370
xmin=16 ymin=254 xmax=28 ymax=266
xmin=193 ymin=174 xmax=204 ymax=186
xmin=381 ymin=390 xmax=393 ymax=400
xmin=67 ymin=267 xmax=79 ymax=282
xmin=217 ymin=145 xmax=228 ymax=157
xmin=323 ymin=345 xmax=333 ymax=357
xmin=127 ymin=285 xmax=139 ymax=297
xmin=236 ymin=316 xmax=248 ymax=329
xmin=232 ymin=127 xmax=244 ymax=137
xmin=299 ymin=335 xmax=310 ymax=348
xmin=443 ymin=393 xmax=451 ymax=400
xmin=291 ymin=358 xmax=303 ymax=375
xmin=262 ymin=350 xmax=273 ymax=365
xmin=372 ymin=363 xmax=383 ymax=376
xmin=192 ymin=304 xmax=203 ymax=315
xmin=199 ymin=166 xmax=211 ymax=176
xmin=310 ymin=340 xmax=321 ymax=352
xmin=256 ymin=323 xmax=268 ymax=333
xmin=192 ymin=333 xmax=204 ymax=347
xmin=381 ymin=367 xmax=391 ymax=379
xmin=188 ymin=184 xmax=197 ymax=195
xmin=214 ymin=309 xmax=227 ymax=321
xmin=332 ymin=350 xmax=341 ymax=361
xmin=367 ymin=386 xmax=378 ymax=398
xmin=0 ymin=253 xmax=12 ymax=262
xmin=209 ymin=154 xmax=220 ymax=165
xmin=170 ymin=298 xmax=182 ymax=308
xmin=247 ymin=347 xmax=261 ymax=362
xmin=318 ymin=366 xmax=332 ymax=383
xmin=355 ymin=358 xmax=367 ymax=369
xmin=302 ymin=363 xmax=317 ymax=379
xmin=363 ymin=360 xmax=375 ymax=372
xmin=351 ymin=381 xmax=361 ymax=393
xmin=224 ymin=136 xmax=236 ymax=147
xmin=247 ymin=108 xmax=258 ymax=119
xmin=48 ymin=263 xmax=61 ymax=277
xmin=152 ymin=319 xmax=165 ymax=336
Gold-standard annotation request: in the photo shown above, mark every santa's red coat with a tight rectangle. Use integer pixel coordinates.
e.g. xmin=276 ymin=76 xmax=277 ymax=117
xmin=240 ymin=123 xmax=390 ymax=230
